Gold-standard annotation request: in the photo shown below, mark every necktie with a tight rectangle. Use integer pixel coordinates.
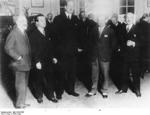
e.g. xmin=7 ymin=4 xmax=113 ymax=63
xmin=126 ymin=25 xmax=130 ymax=32
xmin=99 ymin=27 xmax=102 ymax=38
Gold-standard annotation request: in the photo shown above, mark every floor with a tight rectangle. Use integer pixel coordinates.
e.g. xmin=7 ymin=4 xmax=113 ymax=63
xmin=0 ymin=72 xmax=150 ymax=109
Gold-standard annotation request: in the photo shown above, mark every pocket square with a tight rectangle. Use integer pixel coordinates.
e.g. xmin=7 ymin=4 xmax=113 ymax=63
xmin=104 ymin=35 xmax=108 ymax=38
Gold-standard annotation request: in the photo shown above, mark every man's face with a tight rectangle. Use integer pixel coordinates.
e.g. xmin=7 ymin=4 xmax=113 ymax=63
xmin=17 ymin=16 xmax=27 ymax=31
xmin=111 ymin=17 xmax=118 ymax=25
xmin=126 ymin=13 xmax=134 ymax=25
xmin=80 ymin=12 xmax=86 ymax=19
xmin=98 ymin=16 xmax=106 ymax=27
xmin=65 ymin=1 xmax=74 ymax=14
xmin=47 ymin=13 xmax=53 ymax=21
xmin=36 ymin=16 xmax=46 ymax=28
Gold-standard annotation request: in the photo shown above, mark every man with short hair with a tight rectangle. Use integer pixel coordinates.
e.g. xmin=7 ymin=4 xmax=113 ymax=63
xmin=45 ymin=12 xmax=54 ymax=39
xmin=109 ymin=13 xmax=125 ymax=92
xmin=53 ymin=0 xmax=80 ymax=99
xmin=97 ymin=16 xmax=116 ymax=98
xmin=77 ymin=11 xmax=93 ymax=92
xmin=116 ymin=13 xmax=141 ymax=97
xmin=5 ymin=15 xmax=31 ymax=108
xmin=29 ymin=14 xmax=58 ymax=103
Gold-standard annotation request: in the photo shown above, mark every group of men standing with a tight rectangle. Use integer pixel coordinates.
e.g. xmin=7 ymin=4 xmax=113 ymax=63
xmin=4 ymin=0 xmax=150 ymax=109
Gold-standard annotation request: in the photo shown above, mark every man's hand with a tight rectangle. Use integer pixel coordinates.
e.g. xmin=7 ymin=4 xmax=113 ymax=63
xmin=17 ymin=56 xmax=22 ymax=61
xmin=78 ymin=48 xmax=83 ymax=52
xmin=36 ymin=62 xmax=42 ymax=70
xmin=52 ymin=58 xmax=58 ymax=64
xmin=127 ymin=40 xmax=136 ymax=47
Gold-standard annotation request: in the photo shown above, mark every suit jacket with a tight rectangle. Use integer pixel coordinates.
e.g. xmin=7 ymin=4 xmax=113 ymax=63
xmin=29 ymin=28 xmax=53 ymax=69
xmin=45 ymin=20 xmax=55 ymax=39
xmin=98 ymin=25 xmax=116 ymax=62
xmin=86 ymin=19 xmax=99 ymax=62
xmin=137 ymin=20 xmax=149 ymax=59
xmin=123 ymin=24 xmax=141 ymax=62
xmin=109 ymin=21 xmax=125 ymax=53
xmin=77 ymin=18 xmax=89 ymax=51
xmin=5 ymin=26 xmax=31 ymax=71
xmin=53 ymin=12 xmax=79 ymax=61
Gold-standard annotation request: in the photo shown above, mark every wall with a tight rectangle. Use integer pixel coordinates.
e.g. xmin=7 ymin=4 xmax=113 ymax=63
xmin=1 ymin=0 xmax=150 ymax=19
xmin=0 ymin=0 xmax=17 ymax=16
xmin=84 ymin=0 xmax=117 ymax=18
xmin=17 ymin=0 xmax=60 ymax=17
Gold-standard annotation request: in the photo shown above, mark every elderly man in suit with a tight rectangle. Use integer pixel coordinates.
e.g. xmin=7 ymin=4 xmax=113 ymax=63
xmin=85 ymin=15 xmax=116 ymax=98
xmin=53 ymin=0 xmax=79 ymax=99
xmin=97 ymin=16 xmax=116 ymax=98
xmin=5 ymin=15 xmax=31 ymax=108
xmin=29 ymin=14 xmax=58 ymax=103
xmin=85 ymin=14 xmax=99 ymax=97
xmin=116 ymin=13 xmax=141 ymax=97
xmin=77 ymin=11 xmax=93 ymax=92
xmin=138 ymin=13 xmax=149 ymax=79
xmin=45 ymin=12 xmax=55 ymax=39
xmin=109 ymin=14 xmax=125 ymax=92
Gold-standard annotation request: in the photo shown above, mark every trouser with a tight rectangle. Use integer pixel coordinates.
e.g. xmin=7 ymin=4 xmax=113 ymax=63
xmin=15 ymin=71 xmax=29 ymax=106
xmin=64 ymin=57 xmax=77 ymax=94
xmin=53 ymin=64 xmax=65 ymax=97
xmin=29 ymin=67 xmax=55 ymax=100
xmin=110 ymin=51 xmax=123 ymax=90
xmin=54 ymin=57 xmax=77 ymax=96
xmin=99 ymin=61 xmax=110 ymax=92
xmin=43 ymin=65 xmax=56 ymax=99
xmin=76 ymin=52 xmax=92 ymax=91
xmin=140 ymin=43 xmax=148 ymax=76
xmin=121 ymin=61 xmax=141 ymax=92
xmin=90 ymin=58 xmax=99 ymax=93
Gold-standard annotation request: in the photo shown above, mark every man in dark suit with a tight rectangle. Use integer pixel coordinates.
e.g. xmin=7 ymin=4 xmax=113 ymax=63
xmin=5 ymin=15 xmax=31 ymax=108
xmin=45 ymin=12 xmax=55 ymax=39
xmin=116 ymin=13 xmax=141 ymax=97
xmin=77 ymin=11 xmax=92 ymax=92
xmin=53 ymin=0 xmax=79 ymax=99
xmin=85 ymin=14 xmax=99 ymax=97
xmin=138 ymin=14 xmax=149 ymax=78
xmin=97 ymin=16 xmax=116 ymax=98
xmin=29 ymin=14 xmax=58 ymax=103
xmin=109 ymin=14 xmax=125 ymax=91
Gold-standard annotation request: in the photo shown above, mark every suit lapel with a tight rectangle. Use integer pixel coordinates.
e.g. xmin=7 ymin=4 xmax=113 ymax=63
xmin=127 ymin=24 xmax=134 ymax=34
xmin=100 ymin=26 xmax=107 ymax=38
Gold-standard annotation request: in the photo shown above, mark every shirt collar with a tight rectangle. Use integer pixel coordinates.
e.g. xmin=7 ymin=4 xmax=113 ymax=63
xmin=65 ymin=12 xmax=71 ymax=18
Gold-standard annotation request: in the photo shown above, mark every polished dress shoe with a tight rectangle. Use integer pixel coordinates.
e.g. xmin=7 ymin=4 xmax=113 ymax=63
xmin=135 ymin=90 xmax=141 ymax=97
xmin=24 ymin=104 xmax=30 ymax=107
xmin=115 ymin=90 xmax=127 ymax=94
xmin=56 ymin=95 xmax=62 ymax=100
xmin=85 ymin=92 xmax=96 ymax=97
xmin=15 ymin=104 xmax=26 ymax=109
xmin=101 ymin=92 xmax=108 ymax=98
xmin=68 ymin=92 xmax=79 ymax=97
xmin=37 ymin=98 xmax=43 ymax=103
xmin=49 ymin=97 xmax=58 ymax=103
